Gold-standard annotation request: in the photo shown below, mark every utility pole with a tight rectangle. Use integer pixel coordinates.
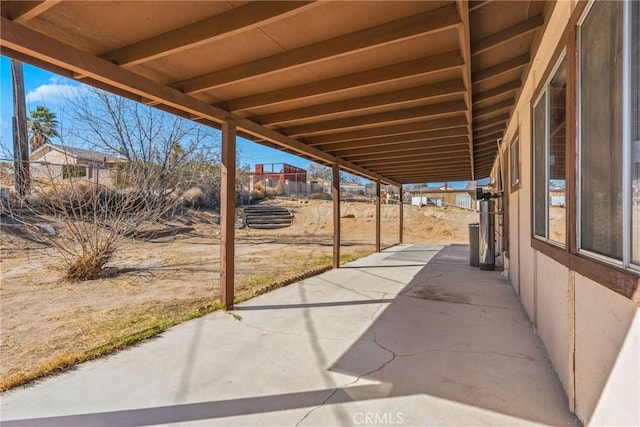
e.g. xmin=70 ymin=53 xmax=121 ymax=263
xmin=11 ymin=59 xmax=29 ymax=196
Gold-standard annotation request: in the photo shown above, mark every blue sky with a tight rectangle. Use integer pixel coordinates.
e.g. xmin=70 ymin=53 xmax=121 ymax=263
xmin=0 ymin=55 xmax=311 ymax=171
xmin=1 ymin=55 xmax=474 ymax=188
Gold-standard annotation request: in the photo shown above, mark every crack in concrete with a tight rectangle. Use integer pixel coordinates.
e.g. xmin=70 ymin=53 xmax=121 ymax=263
xmin=369 ymin=293 xmax=389 ymax=321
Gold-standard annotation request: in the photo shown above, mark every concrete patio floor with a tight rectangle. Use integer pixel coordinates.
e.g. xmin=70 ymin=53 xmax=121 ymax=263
xmin=1 ymin=244 xmax=579 ymax=426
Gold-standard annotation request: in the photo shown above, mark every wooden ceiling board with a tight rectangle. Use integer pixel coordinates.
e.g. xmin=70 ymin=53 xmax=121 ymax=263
xmin=0 ymin=0 xmax=551 ymax=183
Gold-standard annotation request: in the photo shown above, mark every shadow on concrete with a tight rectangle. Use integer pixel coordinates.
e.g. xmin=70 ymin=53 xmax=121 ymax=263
xmin=0 ymin=244 xmax=578 ymax=426
xmin=0 ymin=385 xmax=386 ymax=427
xmin=234 ymin=299 xmax=395 ymax=311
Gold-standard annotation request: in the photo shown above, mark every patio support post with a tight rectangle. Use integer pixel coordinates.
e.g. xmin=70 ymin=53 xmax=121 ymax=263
xmin=399 ymin=185 xmax=404 ymax=244
xmin=332 ymin=163 xmax=341 ymax=268
xmin=376 ymin=179 xmax=381 ymax=252
xmin=220 ymin=119 xmax=236 ymax=310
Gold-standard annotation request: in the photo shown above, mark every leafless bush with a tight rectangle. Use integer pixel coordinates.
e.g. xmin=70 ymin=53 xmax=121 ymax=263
xmin=8 ymin=161 xmax=185 ymax=280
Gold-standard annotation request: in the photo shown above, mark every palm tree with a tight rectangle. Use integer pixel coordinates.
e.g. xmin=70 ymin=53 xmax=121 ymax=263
xmin=28 ymin=105 xmax=59 ymax=152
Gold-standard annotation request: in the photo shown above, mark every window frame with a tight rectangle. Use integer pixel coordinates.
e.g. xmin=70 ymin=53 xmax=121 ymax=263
xmin=532 ymin=51 xmax=567 ymax=248
xmin=510 ymin=132 xmax=520 ymax=192
xmin=529 ymin=0 xmax=640 ymax=302
xmin=576 ymin=0 xmax=638 ymax=271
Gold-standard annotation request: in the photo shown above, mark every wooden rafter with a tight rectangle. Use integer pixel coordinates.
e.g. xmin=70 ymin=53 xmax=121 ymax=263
xmin=473 ymin=80 xmax=521 ymax=105
xmin=101 ymin=2 xmax=316 ymax=67
xmin=224 ymin=51 xmax=464 ymax=112
xmin=285 ymin=100 xmax=467 ymax=137
xmin=328 ymin=135 xmax=470 ymax=157
xmin=257 ymin=79 xmax=466 ymax=126
xmin=5 ymin=0 xmax=60 ymax=24
xmin=306 ymin=116 xmax=469 ymax=145
xmin=172 ymin=4 xmax=461 ymax=94
xmin=319 ymin=127 xmax=470 ymax=152
xmin=473 ymin=54 xmax=530 ymax=85
xmin=472 ymin=15 xmax=543 ymax=56
xmin=0 ymin=17 xmax=400 ymax=186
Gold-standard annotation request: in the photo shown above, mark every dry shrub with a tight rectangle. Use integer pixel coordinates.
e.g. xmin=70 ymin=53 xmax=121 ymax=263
xmin=265 ymin=187 xmax=277 ymax=198
xmin=9 ymin=172 xmax=180 ymax=281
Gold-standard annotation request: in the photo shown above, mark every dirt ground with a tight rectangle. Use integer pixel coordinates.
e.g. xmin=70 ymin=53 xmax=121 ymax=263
xmin=0 ymin=198 xmax=477 ymax=388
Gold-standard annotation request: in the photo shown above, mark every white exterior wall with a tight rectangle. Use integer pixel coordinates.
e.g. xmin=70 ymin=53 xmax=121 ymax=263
xmin=575 ymin=274 xmax=639 ymax=425
xmin=495 ymin=1 xmax=639 ymax=424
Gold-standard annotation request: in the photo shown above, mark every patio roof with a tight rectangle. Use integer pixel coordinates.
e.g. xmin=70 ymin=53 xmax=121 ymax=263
xmin=0 ymin=0 xmax=552 ymax=184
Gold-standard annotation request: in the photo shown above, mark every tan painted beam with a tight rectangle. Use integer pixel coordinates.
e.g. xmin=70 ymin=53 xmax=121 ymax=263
xmin=469 ymin=1 xmax=492 ymax=12
xmin=362 ymin=156 xmax=472 ymax=170
xmin=455 ymin=0 xmax=475 ymax=181
xmin=257 ymin=79 xmax=466 ymax=126
xmin=386 ymin=172 xmax=471 ymax=181
xmin=345 ymin=141 xmax=469 ymax=162
xmin=473 ymin=99 xmax=513 ymax=120
xmin=472 ymin=54 xmax=530 ymax=85
xmin=172 ymin=4 xmax=461 ymax=94
xmin=399 ymin=188 xmax=404 ymax=244
xmin=319 ymin=127 xmax=469 ymax=153
xmin=473 ymin=123 xmax=507 ymax=140
xmin=0 ymin=17 xmax=399 ymax=187
xmin=220 ymin=120 xmax=236 ymax=310
xmin=473 ymin=80 xmax=521 ymax=105
xmin=101 ymin=2 xmax=316 ymax=67
xmin=285 ymin=100 xmax=467 ymax=137
xmin=473 ymin=113 xmax=509 ymax=131
xmin=224 ymin=51 xmax=464 ymax=111
xmin=332 ymin=163 xmax=340 ymax=269
xmin=472 ymin=15 xmax=544 ymax=57
xmin=375 ymin=180 xmax=381 ymax=252
xmin=306 ymin=116 xmax=469 ymax=145
xmin=474 ymin=132 xmax=504 ymax=146
xmin=330 ymin=135 xmax=470 ymax=158
xmin=5 ymin=1 xmax=60 ymax=24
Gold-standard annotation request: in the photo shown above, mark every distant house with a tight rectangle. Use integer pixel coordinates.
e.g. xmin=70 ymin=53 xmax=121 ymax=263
xmin=29 ymin=143 xmax=123 ymax=185
xmin=407 ymin=182 xmax=477 ymax=209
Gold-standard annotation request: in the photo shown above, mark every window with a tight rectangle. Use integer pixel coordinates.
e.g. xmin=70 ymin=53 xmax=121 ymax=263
xmin=62 ymin=164 xmax=87 ymax=179
xmin=579 ymin=0 xmax=638 ymax=268
xmin=632 ymin=1 xmax=639 ymax=265
xmin=533 ymin=55 xmax=567 ymax=246
xmin=510 ymin=135 xmax=520 ymax=190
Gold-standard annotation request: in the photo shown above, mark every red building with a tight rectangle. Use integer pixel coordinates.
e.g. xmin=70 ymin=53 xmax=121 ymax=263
xmin=253 ymin=163 xmax=307 ymax=185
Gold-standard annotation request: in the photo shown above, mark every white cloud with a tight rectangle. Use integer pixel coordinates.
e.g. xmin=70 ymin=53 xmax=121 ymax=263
xmin=25 ymin=77 xmax=83 ymax=106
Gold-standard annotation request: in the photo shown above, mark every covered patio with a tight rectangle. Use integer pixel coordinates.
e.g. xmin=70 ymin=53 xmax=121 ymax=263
xmin=0 ymin=245 xmax=577 ymax=426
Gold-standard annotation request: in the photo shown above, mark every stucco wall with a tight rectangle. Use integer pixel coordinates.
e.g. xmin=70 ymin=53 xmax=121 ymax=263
xmin=575 ymin=274 xmax=639 ymax=425
xmin=492 ymin=1 xmax=639 ymax=424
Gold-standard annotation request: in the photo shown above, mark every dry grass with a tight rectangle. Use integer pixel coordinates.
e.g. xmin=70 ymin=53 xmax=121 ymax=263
xmin=0 ymin=252 xmax=367 ymax=392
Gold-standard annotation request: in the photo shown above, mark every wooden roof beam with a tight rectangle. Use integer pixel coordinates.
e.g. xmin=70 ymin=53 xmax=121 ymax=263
xmin=455 ymin=0 xmax=475 ymax=181
xmin=319 ymin=126 xmax=469 ymax=152
xmin=345 ymin=140 xmax=470 ymax=162
xmin=4 ymin=1 xmax=61 ymax=24
xmin=469 ymin=1 xmax=492 ymax=12
xmin=473 ymin=113 xmax=509 ymax=131
xmin=0 ymin=17 xmax=399 ymax=187
xmin=100 ymin=2 xmax=317 ymax=67
xmin=473 ymin=124 xmax=506 ymax=140
xmin=371 ymin=162 xmax=473 ymax=175
xmin=286 ymin=100 xmax=467 ymax=137
xmin=257 ymin=79 xmax=467 ymax=126
xmin=473 ymin=99 xmax=513 ymax=120
xmin=473 ymin=80 xmax=521 ymax=105
xmin=473 ymin=54 xmax=529 ymax=85
xmin=223 ymin=50 xmax=463 ymax=111
xmin=472 ymin=15 xmax=544 ymax=57
xmin=329 ymin=135 xmax=470 ymax=158
xmin=357 ymin=152 xmax=471 ymax=168
xmin=306 ymin=115 xmax=468 ymax=145
xmin=172 ymin=4 xmax=461 ymax=94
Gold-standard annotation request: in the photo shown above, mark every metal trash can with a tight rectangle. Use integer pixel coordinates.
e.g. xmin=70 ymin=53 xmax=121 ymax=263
xmin=468 ymin=223 xmax=479 ymax=267
xmin=479 ymin=199 xmax=495 ymax=271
